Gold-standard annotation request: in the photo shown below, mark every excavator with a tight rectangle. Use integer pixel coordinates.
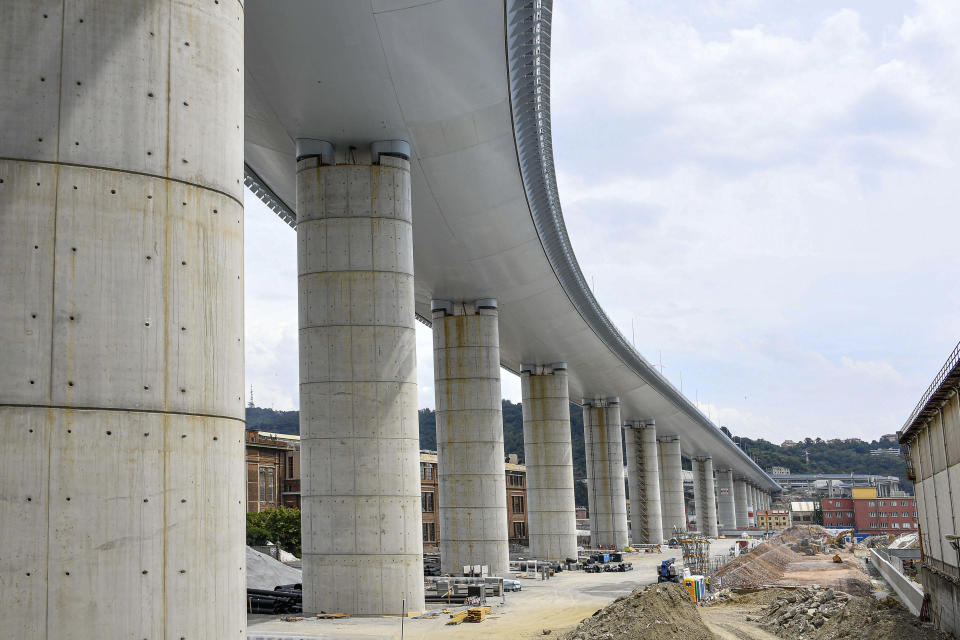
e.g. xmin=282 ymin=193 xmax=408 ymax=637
xmin=829 ymin=529 xmax=855 ymax=563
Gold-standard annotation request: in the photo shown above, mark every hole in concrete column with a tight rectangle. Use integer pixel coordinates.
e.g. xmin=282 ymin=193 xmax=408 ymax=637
xmin=37 ymin=138 xmax=43 ymax=142
xmin=71 ymin=247 xmax=76 ymax=251
xmin=29 ymin=429 xmax=33 ymax=433
xmin=181 ymin=434 xmax=187 ymax=438
xmin=76 ymin=81 xmax=81 ymax=86
xmin=146 ymin=151 xmax=152 ymax=156
xmin=180 ymin=499 xmax=186 ymax=503
xmin=26 ymin=572 xmax=30 ymax=576
xmin=145 ymin=322 xmax=150 ymax=326
xmin=181 ymin=159 xmax=188 ymax=164
xmin=67 ymin=429 xmax=71 ymax=433
xmin=67 ymin=381 xmax=74 ymax=387
xmin=147 ymin=194 xmax=152 ymax=199
xmin=69 ymin=316 xmax=74 ymax=321
xmin=143 ymin=498 xmax=149 ymax=502
xmin=74 ymin=141 xmax=79 ymax=146
xmin=65 ymin=572 xmax=70 ymax=576
xmin=106 ymin=431 xmax=112 ymax=435
xmin=180 ymin=388 xmax=186 ymax=393
xmin=33 ymin=245 xmax=37 ymax=249
xmin=110 ymin=189 xmax=116 ymax=194
xmin=26 ymin=497 xmax=31 ymax=502
xmin=143 ymin=386 xmax=149 ymax=390
xmin=184 ymin=42 xmax=189 ymax=46
xmin=29 ymin=380 xmax=34 ymax=384
xmin=182 ymin=101 xmax=189 ymax=107
xmin=213 ymin=436 xmax=218 ymax=441
xmin=212 ymin=208 xmax=217 ymax=214
xmin=142 ymin=570 xmax=148 ymax=575
xmin=143 ymin=432 xmax=149 ymax=437
xmin=31 ymin=313 xmax=36 ymax=317
xmin=40 ymin=77 xmax=44 ymax=82
xmin=66 ymin=497 xmax=70 ymax=501
xmin=181 ymin=260 xmax=186 ymax=265
xmin=146 ymin=255 xmax=151 ymax=260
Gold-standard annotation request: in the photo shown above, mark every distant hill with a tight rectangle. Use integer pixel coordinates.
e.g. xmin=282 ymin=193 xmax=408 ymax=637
xmin=246 ymin=401 xmax=911 ymax=497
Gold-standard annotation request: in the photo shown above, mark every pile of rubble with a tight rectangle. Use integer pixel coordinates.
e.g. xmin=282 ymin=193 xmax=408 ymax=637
xmin=561 ymin=583 xmax=714 ymax=640
xmin=759 ymin=586 xmax=952 ymax=640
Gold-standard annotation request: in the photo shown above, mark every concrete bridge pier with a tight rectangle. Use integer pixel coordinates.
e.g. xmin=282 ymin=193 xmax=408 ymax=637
xmin=297 ymin=142 xmax=424 ymax=615
xmin=624 ymin=420 xmax=664 ymax=544
xmin=747 ymin=484 xmax=757 ymax=527
xmin=0 ymin=1 xmax=246 ymax=637
xmin=520 ymin=363 xmax=577 ymax=562
xmin=716 ymin=468 xmax=737 ymax=532
xmin=658 ymin=436 xmax=687 ymax=535
xmin=692 ymin=456 xmax=719 ymax=537
xmin=583 ymin=398 xmax=628 ymax=549
xmin=734 ymin=478 xmax=750 ymax=529
xmin=432 ymin=299 xmax=509 ymax=577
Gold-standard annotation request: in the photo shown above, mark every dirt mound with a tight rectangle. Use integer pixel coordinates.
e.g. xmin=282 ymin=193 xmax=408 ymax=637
xmin=759 ymin=586 xmax=952 ymax=640
xmin=715 ymin=539 xmax=800 ymax=588
xmin=561 ymin=583 xmax=713 ymax=640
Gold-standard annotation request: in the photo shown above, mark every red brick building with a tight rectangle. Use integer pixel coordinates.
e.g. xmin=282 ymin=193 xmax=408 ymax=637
xmin=419 ymin=451 xmax=529 ymax=548
xmin=245 ymin=430 xmax=300 ymax=512
xmin=820 ymin=488 xmax=918 ymax=535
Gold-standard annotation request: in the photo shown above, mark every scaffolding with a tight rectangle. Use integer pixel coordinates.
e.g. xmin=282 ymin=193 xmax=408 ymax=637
xmin=674 ymin=526 xmax=709 ymax=575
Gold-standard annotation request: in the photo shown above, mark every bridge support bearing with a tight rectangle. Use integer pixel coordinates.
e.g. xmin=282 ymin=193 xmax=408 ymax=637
xmin=520 ymin=364 xmax=577 ymax=562
xmin=692 ymin=456 xmax=719 ymax=537
xmin=432 ymin=300 xmax=509 ymax=577
xmin=583 ymin=398 xmax=629 ymax=549
xmin=716 ymin=468 xmax=737 ymax=532
xmin=624 ymin=421 xmax=664 ymax=544
xmin=0 ymin=1 xmax=245 ymax=637
xmin=734 ymin=478 xmax=750 ymax=529
xmin=658 ymin=437 xmax=687 ymax=536
xmin=297 ymin=155 xmax=424 ymax=615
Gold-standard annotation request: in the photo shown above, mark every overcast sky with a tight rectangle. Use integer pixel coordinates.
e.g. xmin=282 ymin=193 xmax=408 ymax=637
xmin=243 ymin=0 xmax=960 ymax=443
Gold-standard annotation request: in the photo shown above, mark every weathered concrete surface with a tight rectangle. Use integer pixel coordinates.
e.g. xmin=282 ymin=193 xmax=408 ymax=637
xmin=624 ymin=421 xmax=663 ymax=544
xmin=521 ymin=364 xmax=577 ymax=562
xmin=583 ymin=398 xmax=628 ymax=549
xmin=0 ymin=1 xmax=245 ymax=636
xmin=692 ymin=457 xmax=718 ymax=537
xmin=658 ymin=436 xmax=687 ymax=535
xmin=716 ymin=468 xmax=737 ymax=532
xmin=433 ymin=300 xmax=508 ymax=577
xmin=734 ymin=479 xmax=750 ymax=529
xmin=297 ymin=157 xmax=424 ymax=615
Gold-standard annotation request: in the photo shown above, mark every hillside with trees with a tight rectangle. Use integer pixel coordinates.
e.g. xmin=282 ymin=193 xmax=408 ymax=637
xmin=247 ymin=401 xmax=911 ymax=501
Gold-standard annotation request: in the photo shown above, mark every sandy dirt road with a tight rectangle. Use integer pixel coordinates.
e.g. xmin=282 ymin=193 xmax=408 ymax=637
xmin=701 ymin=607 xmax=782 ymax=640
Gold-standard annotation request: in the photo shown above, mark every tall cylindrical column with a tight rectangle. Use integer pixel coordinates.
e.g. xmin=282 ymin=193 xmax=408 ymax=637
xmin=692 ymin=457 xmax=719 ymax=537
xmin=433 ymin=299 xmax=508 ymax=577
xmin=298 ymin=148 xmax=424 ymax=615
xmin=658 ymin=437 xmax=687 ymax=535
xmin=624 ymin=421 xmax=664 ymax=544
xmin=747 ymin=484 xmax=757 ymax=527
xmin=583 ymin=398 xmax=628 ymax=549
xmin=521 ymin=363 xmax=577 ymax=562
xmin=734 ymin=479 xmax=749 ymax=529
xmin=716 ymin=468 xmax=737 ymax=532
xmin=0 ymin=2 xmax=245 ymax=636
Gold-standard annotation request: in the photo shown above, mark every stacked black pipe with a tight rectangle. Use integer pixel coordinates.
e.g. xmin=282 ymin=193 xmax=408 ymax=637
xmin=247 ymin=584 xmax=302 ymax=614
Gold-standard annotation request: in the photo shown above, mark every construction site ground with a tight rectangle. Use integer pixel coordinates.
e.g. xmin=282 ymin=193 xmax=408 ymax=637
xmin=246 ymin=540 xmax=740 ymax=640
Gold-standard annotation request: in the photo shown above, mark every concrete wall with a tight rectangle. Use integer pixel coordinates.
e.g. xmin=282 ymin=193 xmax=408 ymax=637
xmin=521 ymin=365 xmax=577 ymax=561
xmin=583 ymin=399 xmax=628 ymax=549
xmin=297 ymin=157 xmax=424 ymax=615
xmin=870 ymin=548 xmax=924 ymax=616
xmin=0 ymin=1 xmax=246 ymax=636
xmin=624 ymin=421 xmax=663 ymax=544
xmin=658 ymin=436 xmax=686 ymax=535
xmin=906 ymin=386 xmax=960 ymax=636
xmin=433 ymin=301 xmax=508 ymax=577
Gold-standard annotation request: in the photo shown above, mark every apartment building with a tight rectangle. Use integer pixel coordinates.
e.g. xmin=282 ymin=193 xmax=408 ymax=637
xmin=756 ymin=509 xmax=790 ymax=530
xmin=245 ymin=430 xmax=300 ymax=512
xmin=819 ymin=488 xmax=918 ymax=535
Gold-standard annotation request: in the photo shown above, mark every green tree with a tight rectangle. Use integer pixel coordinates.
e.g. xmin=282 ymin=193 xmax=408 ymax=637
xmin=247 ymin=507 xmax=302 ymax=557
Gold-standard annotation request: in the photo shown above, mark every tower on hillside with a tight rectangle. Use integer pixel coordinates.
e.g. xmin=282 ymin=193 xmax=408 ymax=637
xmin=248 ymin=385 xmax=255 ymax=408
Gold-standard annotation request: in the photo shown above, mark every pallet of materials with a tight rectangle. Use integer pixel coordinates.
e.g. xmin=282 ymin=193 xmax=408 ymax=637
xmin=466 ymin=606 xmax=491 ymax=622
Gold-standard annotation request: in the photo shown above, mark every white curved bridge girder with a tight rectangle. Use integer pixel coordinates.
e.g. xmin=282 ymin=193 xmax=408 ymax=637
xmin=244 ymin=0 xmax=779 ymax=492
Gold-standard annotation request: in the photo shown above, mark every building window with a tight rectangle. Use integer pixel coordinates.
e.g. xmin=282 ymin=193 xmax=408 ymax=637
xmin=513 ymin=521 xmax=526 ymax=539
xmin=868 ymin=501 xmax=876 ymax=507
xmin=847 ymin=512 xmax=853 ymax=517
xmin=287 ymin=454 xmax=294 ymax=479
xmin=266 ymin=468 xmax=275 ymax=502
xmin=879 ymin=512 xmax=887 ymax=518
xmin=422 ymin=492 xmax=435 ymax=513
xmin=422 ymin=522 xmax=435 ymax=542
xmin=879 ymin=501 xmax=885 ymax=507
xmin=422 ymin=464 xmax=433 ymax=481
xmin=508 ymin=472 xmax=523 ymax=487
xmin=835 ymin=501 xmax=841 ymax=507
xmin=892 ymin=523 xmax=900 ymax=528
xmin=259 ymin=467 xmax=267 ymax=501
xmin=512 ymin=495 xmax=525 ymax=514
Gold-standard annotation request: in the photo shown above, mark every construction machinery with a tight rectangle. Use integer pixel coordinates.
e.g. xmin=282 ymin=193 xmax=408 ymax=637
xmin=657 ymin=558 xmax=681 ymax=583
xmin=829 ymin=529 xmax=855 ymax=548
